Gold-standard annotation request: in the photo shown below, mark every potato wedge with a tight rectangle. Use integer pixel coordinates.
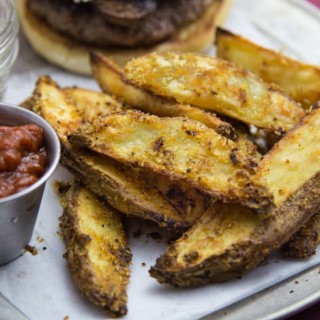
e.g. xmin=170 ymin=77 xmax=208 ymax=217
xmin=216 ymin=28 xmax=320 ymax=109
xmin=282 ymin=211 xmax=320 ymax=258
xmin=150 ymin=203 xmax=267 ymax=286
xmin=33 ymin=76 xmax=83 ymax=141
xmin=61 ymin=144 xmax=190 ymax=230
xmin=64 ymin=87 xmax=123 ymax=120
xmin=33 ymin=76 xmax=201 ymax=230
xmin=90 ymin=52 xmax=237 ymax=140
xmin=259 ymin=103 xmax=320 ymax=206
xmin=150 ymin=106 xmax=320 ymax=287
xmin=150 ymin=171 xmax=320 ymax=286
xmin=124 ymin=52 xmax=304 ymax=132
xmin=59 ymin=181 xmax=131 ymax=317
xmin=90 ymin=53 xmax=264 ymax=160
xmin=69 ymin=110 xmax=271 ymax=210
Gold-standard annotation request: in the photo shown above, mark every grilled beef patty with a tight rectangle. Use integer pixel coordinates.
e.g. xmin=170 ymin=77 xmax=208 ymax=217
xmin=28 ymin=0 xmax=213 ymax=48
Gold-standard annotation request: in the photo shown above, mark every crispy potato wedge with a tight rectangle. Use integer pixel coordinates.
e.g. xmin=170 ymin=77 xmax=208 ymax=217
xmin=64 ymin=87 xmax=123 ymax=120
xmin=69 ymin=110 xmax=271 ymax=210
xmin=259 ymin=103 xmax=320 ymax=206
xmin=90 ymin=52 xmax=237 ymax=140
xmin=33 ymin=76 xmax=83 ymax=141
xmin=90 ymin=53 xmax=264 ymax=160
xmin=282 ymin=211 xmax=320 ymax=258
xmin=34 ymin=78 xmax=122 ymax=134
xmin=150 ymin=171 xmax=320 ymax=286
xmin=216 ymin=28 xmax=320 ymax=109
xmin=61 ymin=144 xmax=190 ymax=230
xmin=33 ymin=76 xmax=202 ymax=230
xmin=150 ymin=106 xmax=320 ymax=287
xmin=150 ymin=203 xmax=267 ymax=286
xmin=59 ymin=181 xmax=131 ymax=317
xmin=124 ymin=52 xmax=305 ymax=132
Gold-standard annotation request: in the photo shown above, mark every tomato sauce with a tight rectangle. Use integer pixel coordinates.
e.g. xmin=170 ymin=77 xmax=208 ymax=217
xmin=0 ymin=124 xmax=47 ymax=198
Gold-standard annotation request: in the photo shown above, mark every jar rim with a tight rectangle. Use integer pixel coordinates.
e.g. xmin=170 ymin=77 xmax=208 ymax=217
xmin=0 ymin=0 xmax=18 ymax=42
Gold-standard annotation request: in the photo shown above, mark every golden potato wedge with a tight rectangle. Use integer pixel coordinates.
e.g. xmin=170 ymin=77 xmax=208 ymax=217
xmin=150 ymin=105 xmax=320 ymax=287
xmin=90 ymin=52 xmax=263 ymax=160
xmin=33 ymin=76 xmax=201 ymax=230
xmin=69 ymin=110 xmax=271 ymax=210
xmin=150 ymin=203 xmax=267 ymax=286
xmin=282 ymin=211 xmax=320 ymax=258
xmin=33 ymin=76 xmax=83 ymax=141
xmin=216 ymin=28 xmax=320 ymax=109
xmin=150 ymin=170 xmax=320 ymax=286
xmin=59 ymin=181 xmax=131 ymax=317
xmin=259 ymin=103 xmax=320 ymax=206
xmin=124 ymin=52 xmax=304 ymax=132
xmin=61 ymin=144 xmax=190 ymax=230
xmin=63 ymin=87 xmax=123 ymax=120
xmin=90 ymin=52 xmax=237 ymax=140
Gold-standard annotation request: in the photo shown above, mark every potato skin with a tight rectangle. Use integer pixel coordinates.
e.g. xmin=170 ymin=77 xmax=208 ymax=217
xmin=61 ymin=143 xmax=190 ymax=231
xmin=59 ymin=182 xmax=131 ymax=317
xmin=282 ymin=211 xmax=320 ymax=258
xmin=150 ymin=172 xmax=320 ymax=287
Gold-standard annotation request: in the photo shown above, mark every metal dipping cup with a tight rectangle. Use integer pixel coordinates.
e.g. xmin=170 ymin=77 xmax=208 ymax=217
xmin=0 ymin=103 xmax=60 ymax=265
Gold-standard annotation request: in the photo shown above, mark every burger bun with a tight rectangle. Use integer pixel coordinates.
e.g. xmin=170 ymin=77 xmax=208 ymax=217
xmin=15 ymin=0 xmax=232 ymax=75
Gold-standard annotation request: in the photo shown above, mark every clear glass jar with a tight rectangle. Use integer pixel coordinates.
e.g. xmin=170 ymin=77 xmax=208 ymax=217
xmin=0 ymin=0 xmax=19 ymax=100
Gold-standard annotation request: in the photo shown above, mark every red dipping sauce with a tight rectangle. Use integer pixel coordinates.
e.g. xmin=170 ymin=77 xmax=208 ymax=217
xmin=0 ymin=124 xmax=47 ymax=198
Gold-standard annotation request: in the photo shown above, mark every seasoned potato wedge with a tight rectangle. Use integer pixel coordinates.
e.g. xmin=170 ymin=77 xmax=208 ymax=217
xmin=61 ymin=144 xmax=190 ymax=230
xmin=33 ymin=76 xmax=83 ymax=141
xmin=33 ymin=76 xmax=202 ymax=230
xmin=90 ymin=53 xmax=263 ymax=159
xmin=259 ymin=103 xmax=320 ymax=206
xmin=64 ymin=87 xmax=123 ymax=120
xmin=59 ymin=181 xmax=131 ymax=317
xmin=150 ymin=203 xmax=267 ymax=286
xmin=282 ymin=211 xmax=320 ymax=258
xmin=150 ymin=171 xmax=320 ymax=286
xmin=69 ymin=110 xmax=271 ymax=210
xmin=90 ymin=52 xmax=237 ymax=140
xmin=150 ymin=106 xmax=320 ymax=287
xmin=216 ymin=28 xmax=320 ymax=109
xmin=124 ymin=52 xmax=304 ymax=132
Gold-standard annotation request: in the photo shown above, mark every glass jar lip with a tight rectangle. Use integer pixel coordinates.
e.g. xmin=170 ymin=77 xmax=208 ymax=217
xmin=0 ymin=0 xmax=19 ymax=44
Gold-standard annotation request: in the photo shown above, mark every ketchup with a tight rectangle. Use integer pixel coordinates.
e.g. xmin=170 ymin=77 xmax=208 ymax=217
xmin=0 ymin=124 xmax=47 ymax=198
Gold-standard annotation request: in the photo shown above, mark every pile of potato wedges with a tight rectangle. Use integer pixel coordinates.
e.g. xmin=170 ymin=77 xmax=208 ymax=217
xmin=23 ymin=28 xmax=320 ymax=317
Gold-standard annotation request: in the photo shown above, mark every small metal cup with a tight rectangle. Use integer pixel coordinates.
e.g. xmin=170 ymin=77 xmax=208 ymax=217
xmin=0 ymin=103 xmax=60 ymax=265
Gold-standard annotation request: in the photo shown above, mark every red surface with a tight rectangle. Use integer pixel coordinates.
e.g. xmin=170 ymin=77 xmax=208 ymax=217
xmin=285 ymin=301 xmax=320 ymax=320
xmin=307 ymin=0 xmax=320 ymax=8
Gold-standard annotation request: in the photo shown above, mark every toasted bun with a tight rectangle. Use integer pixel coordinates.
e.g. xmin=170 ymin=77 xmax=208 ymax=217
xmin=15 ymin=0 xmax=232 ymax=75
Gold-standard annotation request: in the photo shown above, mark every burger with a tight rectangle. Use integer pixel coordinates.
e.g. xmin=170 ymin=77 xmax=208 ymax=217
xmin=15 ymin=0 xmax=232 ymax=75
